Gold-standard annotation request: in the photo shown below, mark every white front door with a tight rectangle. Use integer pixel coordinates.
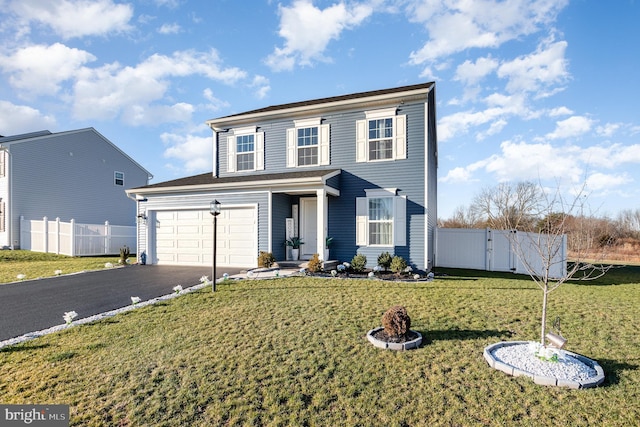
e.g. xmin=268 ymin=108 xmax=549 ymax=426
xmin=300 ymin=198 xmax=317 ymax=260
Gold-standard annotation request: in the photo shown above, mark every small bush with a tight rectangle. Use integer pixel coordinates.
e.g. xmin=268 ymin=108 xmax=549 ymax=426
xmin=377 ymin=252 xmax=393 ymax=270
xmin=307 ymin=253 xmax=322 ymax=273
xmin=257 ymin=251 xmax=275 ymax=268
xmin=382 ymin=305 xmax=411 ymax=338
xmin=119 ymin=245 xmax=130 ymax=265
xmin=350 ymin=254 xmax=367 ymax=273
xmin=390 ymin=256 xmax=407 ymax=274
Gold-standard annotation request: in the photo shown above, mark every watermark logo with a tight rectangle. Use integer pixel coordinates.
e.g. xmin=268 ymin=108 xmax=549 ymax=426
xmin=0 ymin=405 xmax=68 ymax=427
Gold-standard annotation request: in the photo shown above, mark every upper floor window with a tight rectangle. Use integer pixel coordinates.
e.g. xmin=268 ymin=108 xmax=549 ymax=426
xmin=236 ymin=134 xmax=255 ymax=171
xmin=356 ymin=108 xmax=406 ymax=162
xmin=286 ymin=118 xmax=330 ymax=168
xmin=227 ymin=127 xmax=264 ymax=173
xmin=114 ymin=171 xmax=124 ymax=186
xmin=297 ymin=127 xmax=318 ymax=166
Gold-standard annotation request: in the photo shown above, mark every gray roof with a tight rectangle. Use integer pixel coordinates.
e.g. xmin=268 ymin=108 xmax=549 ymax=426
xmin=213 ymin=82 xmax=434 ymax=121
xmin=133 ymin=169 xmax=341 ymax=191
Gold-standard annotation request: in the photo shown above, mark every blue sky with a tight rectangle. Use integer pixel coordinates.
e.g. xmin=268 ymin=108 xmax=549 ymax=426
xmin=1 ymin=0 xmax=638 ymax=219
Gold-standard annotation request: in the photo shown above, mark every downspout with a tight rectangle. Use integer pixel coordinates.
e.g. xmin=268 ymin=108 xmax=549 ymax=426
xmin=0 ymin=145 xmax=13 ymax=249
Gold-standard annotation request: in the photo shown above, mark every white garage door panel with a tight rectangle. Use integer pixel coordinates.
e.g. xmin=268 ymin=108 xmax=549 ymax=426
xmin=154 ymin=207 xmax=256 ymax=267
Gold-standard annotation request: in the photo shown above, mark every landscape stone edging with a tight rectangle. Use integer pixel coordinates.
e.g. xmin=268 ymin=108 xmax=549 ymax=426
xmin=484 ymin=341 xmax=606 ymax=389
xmin=366 ymin=327 xmax=422 ymax=350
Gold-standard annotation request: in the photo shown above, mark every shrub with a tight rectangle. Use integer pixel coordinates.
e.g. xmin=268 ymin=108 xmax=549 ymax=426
xmin=350 ymin=254 xmax=367 ymax=273
xmin=257 ymin=251 xmax=275 ymax=268
xmin=382 ymin=305 xmax=411 ymax=338
xmin=377 ymin=252 xmax=393 ymax=270
xmin=307 ymin=253 xmax=322 ymax=273
xmin=390 ymin=256 xmax=407 ymax=275
xmin=119 ymin=245 xmax=130 ymax=265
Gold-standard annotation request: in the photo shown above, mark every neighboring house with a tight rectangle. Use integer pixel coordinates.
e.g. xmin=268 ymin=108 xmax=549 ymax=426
xmin=126 ymin=83 xmax=438 ymax=271
xmin=0 ymin=128 xmax=152 ymax=249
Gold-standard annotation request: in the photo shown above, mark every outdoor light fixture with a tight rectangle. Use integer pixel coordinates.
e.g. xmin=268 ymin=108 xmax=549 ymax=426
xmin=210 ymin=200 xmax=221 ymax=292
xmin=545 ymin=332 xmax=567 ymax=349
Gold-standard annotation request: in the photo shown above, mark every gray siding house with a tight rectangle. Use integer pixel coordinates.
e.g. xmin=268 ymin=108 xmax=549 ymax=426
xmin=0 ymin=128 xmax=152 ymax=249
xmin=127 ymin=83 xmax=438 ymax=271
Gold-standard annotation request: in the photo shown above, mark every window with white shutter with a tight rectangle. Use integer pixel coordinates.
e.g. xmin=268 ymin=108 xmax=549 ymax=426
xmin=227 ymin=127 xmax=265 ymax=172
xmin=356 ymin=108 xmax=406 ymax=163
xmin=286 ymin=118 xmax=330 ymax=167
xmin=355 ymin=189 xmax=407 ymax=247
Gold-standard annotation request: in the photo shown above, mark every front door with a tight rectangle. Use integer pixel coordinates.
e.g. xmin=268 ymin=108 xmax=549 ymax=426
xmin=300 ymin=198 xmax=317 ymax=260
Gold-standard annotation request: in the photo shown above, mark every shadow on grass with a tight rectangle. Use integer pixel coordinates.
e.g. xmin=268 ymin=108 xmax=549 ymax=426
xmin=0 ymin=343 xmax=51 ymax=353
xmin=597 ymin=359 xmax=639 ymax=387
xmin=420 ymin=329 xmax=512 ymax=343
xmin=436 ymin=265 xmax=640 ymax=286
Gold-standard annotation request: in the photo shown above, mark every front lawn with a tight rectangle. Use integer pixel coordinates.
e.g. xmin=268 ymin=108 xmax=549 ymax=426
xmin=0 ymin=250 xmax=120 ymax=284
xmin=1 ymin=268 xmax=639 ymax=426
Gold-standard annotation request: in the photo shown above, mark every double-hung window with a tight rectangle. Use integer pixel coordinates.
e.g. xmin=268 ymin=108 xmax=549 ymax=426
xmin=356 ymin=189 xmax=406 ymax=247
xmin=114 ymin=171 xmax=124 ymax=186
xmin=286 ymin=118 xmax=330 ymax=167
xmin=236 ymin=134 xmax=255 ymax=171
xmin=356 ymin=108 xmax=406 ymax=162
xmin=227 ymin=127 xmax=264 ymax=172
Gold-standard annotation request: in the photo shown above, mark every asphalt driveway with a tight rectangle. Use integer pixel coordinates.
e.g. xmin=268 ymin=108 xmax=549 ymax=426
xmin=0 ymin=265 xmax=242 ymax=342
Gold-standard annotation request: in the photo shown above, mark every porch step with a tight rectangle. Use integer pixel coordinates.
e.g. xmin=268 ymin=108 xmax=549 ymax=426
xmin=276 ymin=260 xmax=340 ymax=271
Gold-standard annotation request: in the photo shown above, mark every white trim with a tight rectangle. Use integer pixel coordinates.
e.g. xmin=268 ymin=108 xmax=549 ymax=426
xmin=232 ymin=126 xmax=257 ymax=135
xmin=294 ymin=117 xmax=322 ymax=127
xmin=424 ymin=100 xmax=429 ymax=270
xmin=365 ymin=188 xmax=397 ymax=197
xmin=365 ymin=107 xmax=397 ymax=119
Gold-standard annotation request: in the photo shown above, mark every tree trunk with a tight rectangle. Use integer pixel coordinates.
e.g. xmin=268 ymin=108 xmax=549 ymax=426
xmin=540 ymin=285 xmax=549 ymax=345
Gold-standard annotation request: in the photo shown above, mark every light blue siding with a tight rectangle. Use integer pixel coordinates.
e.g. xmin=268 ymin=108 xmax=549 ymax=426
xmin=216 ymin=99 xmax=432 ymax=270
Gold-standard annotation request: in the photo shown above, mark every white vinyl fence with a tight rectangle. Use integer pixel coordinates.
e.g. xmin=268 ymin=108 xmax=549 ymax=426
xmin=20 ymin=216 xmax=136 ymax=256
xmin=435 ymin=228 xmax=567 ymax=278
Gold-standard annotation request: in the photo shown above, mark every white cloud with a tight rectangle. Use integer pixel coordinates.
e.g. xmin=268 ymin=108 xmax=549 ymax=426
xmin=158 ymin=23 xmax=181 ymax=34
xmin=72 ymin=49 xmax=247 ymax=123
xmin=250 ymin=75 xmax=271 ymax=99
xmin=0 ymin=100 xmax=56 ymax=134
xmin=545 ymin=115 xmax=592 ymax=140
xmin=0 ymin=43 xmax=95 ymax=96
xmin=408 ymin=0 xmax=569 ymax=64
xmin=497 ymin=39 xmax=569 ymax=94
xmin=548 ymin=106 xmax=573 ymax=116
xmin=586 ymin=172 xmax=632 ymax=192
xmin=162 ymin=131 xmax=212 ymax=173
xmin=596 ymin=122 xmax=621 ymax=137
xmin=453 ymin=56 xmax=499 ymax=85
xmin=265 ymin=0 xmax=373 ymax=71
xmin=9 ymin=0 xmax=133 ymax=39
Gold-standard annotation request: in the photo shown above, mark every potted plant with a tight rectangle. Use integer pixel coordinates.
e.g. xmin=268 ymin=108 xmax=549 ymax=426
xmin=324 ymin=237 xmax=333 ymax=261
xmin=285 ymin=237 xmax=304 ymax=260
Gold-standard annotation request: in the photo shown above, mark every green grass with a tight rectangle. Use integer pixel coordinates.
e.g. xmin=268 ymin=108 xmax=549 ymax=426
xmin=0 ymin=250 xmax=120 ymax=284
xmin=1 ymin=268 xmax=639 ymax=426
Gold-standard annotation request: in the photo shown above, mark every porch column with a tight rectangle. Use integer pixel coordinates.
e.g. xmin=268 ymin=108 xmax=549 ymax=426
xmin=316 ymin=189 xmax=328 ymax=259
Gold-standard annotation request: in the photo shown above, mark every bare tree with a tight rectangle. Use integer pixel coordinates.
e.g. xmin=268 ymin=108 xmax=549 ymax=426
xmin=438 ymin=205 xmax=484 ymax=228
xmin=470 ymin=181 xmax=544 ymax=231
xmin=477 ymin=181 xmax=613 ymax=345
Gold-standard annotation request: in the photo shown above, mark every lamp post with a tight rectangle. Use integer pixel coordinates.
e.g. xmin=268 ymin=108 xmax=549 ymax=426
xmin=210 ymin=200 xmax=221 ymax=292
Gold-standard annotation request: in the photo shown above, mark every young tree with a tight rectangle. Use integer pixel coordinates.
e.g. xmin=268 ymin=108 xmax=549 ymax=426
xmin=475 ymin=181 xmax=612 ymax=345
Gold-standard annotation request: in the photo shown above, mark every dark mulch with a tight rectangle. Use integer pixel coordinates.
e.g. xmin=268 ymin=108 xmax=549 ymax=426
xmin=371 ymin=329 xmax=420 ymax=344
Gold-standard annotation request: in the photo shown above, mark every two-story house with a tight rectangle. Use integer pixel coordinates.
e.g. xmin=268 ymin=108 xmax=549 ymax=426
xmin=0 ymin=128 xmax=152 ymax=249
xmin=126 ymin=82 xmax=437 ymax=271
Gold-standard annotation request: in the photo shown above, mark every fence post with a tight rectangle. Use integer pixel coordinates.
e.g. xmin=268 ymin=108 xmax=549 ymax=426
xmin=70 ymin=219 xmax=76 ymax=256
xmin=55 ymin=217 xmax=61 ymax=254
xmin=19 ymin=215 xmax=25 ymax=250
xmin=43 ymin=216 xmax=49 ymax=253
xmin=105 ymin=221 xmax=110 ymax=256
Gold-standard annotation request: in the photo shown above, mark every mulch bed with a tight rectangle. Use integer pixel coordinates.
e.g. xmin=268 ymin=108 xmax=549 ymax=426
xmin=371 ymin=329 xmax=421 ymax=343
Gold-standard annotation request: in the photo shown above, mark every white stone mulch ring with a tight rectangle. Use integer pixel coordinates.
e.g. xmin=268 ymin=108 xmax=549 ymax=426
xmin=484 ymin=341 xmax=605 ymax=389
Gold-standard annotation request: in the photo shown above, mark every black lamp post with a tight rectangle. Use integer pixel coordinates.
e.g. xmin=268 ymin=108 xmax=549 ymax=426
xmin=210 ymin=200 xmax=221 ymax=292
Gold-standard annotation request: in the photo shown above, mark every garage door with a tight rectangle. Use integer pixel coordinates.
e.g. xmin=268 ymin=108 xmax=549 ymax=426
xmin=154 ymin=207 xmax=257 ymax=267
